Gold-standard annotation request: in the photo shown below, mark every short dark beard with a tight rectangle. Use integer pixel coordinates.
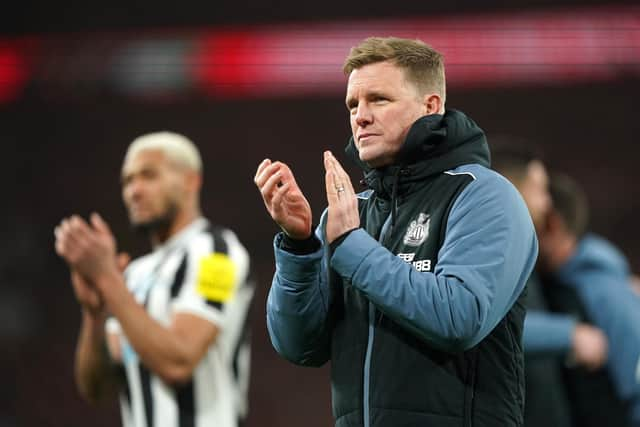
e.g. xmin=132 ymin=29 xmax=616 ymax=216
xmin=130 ymin=203 xmax=179 ymax=239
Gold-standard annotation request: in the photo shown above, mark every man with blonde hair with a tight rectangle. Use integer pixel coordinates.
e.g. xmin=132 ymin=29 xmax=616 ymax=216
xmin=55 ymin=131 xmax=254 ymax=427
xmin=255 ymin=37 xmax=536 ymax=426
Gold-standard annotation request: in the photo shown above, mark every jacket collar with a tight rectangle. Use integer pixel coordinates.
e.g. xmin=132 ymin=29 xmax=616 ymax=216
xmin=346 ymin=109 xmax=490 ymax=200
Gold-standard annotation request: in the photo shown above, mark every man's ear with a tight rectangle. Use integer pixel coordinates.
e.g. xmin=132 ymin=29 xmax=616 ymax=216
xmin=185 ymin=171 xmax=202 ymax=193
xmin=423 ymin=93 xmax=443 ymax=115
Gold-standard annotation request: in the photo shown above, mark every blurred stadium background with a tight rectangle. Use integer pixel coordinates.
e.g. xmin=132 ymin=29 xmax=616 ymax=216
xmin=1 ymin=1 xmax=639 ymax=426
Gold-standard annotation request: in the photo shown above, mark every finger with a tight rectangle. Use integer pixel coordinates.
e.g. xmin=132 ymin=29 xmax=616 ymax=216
xmin=56 ymin=235 xmax=81 ymax=264
xmin=254 ymin=158 xmax=272 ymax=184
xmin=324 ymin=168 xmax=340 ymax=206
xmin=324 ymin=152 xmax=342 ymax=200
xmin=271 ymin=182 xmax=290 ymax=217
xmin=333 ymin=158 xmax=354 ymax=195
xmin=275 ymin=162 xmax=298 ymax=186
xmin=323 ymin=150 xmax=333 ymax=175
xmin=55 ymin=224 xmax=72 ymax=256
xmin=68 ymin=215 xmax=94 ymax=244
xmin=327 ymin=151 xmax=355 ymax=196
xmin=259 ymin=161 xmax=300 ymax=190
xmin=90 ymin=212 xmax=112 ymax=237
xmin=54 ymin=236 xmax=66 ymax=256
xmin=54 ymin=226 xmax=65 ymax=254
xmin=254 ymin=161 xmax=282 ymax=189
xmin=60 ymin=218 xmax=73 ymax=237
xmin=58 ymin=219 xmax=82 ymax=251
xmin=324 ymin=151 xmax=344 ymax=190
xmin=260 ymin=168 xmax=284 ymax=204
xmin=56 ymin=222 xmax=75 ymax=250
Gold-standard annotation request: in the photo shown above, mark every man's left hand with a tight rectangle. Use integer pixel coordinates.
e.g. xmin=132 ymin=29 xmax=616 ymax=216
xmin=324 ymin=151 xmax=360 ymax=244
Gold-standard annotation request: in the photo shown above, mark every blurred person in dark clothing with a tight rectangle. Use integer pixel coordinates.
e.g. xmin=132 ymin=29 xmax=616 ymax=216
xmin=537 ymin=172 xmax=640 ymax=427
xmin=255 ymin=37 xmax=537 ymax=427
xmin=54 ymin=132 xmax=254 ymax=427
xmin=492 ymin=143 xmax=608 ymax=427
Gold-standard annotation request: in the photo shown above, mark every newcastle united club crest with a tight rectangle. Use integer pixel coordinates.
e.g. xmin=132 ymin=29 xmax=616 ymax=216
xmin=403 ymin=213 xmax=430 ymax=247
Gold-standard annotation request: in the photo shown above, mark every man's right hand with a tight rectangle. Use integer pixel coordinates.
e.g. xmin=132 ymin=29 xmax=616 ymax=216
xmin=571 ymin=323 xmax=608 ymax=371
xmin=254 ymin=159 xmax=313 ymax=240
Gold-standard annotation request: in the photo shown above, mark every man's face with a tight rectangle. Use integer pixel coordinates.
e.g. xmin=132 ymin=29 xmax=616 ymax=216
xmin=518 ymin=160 xmax=551 ymax=230
xmin=346 ymin=61 xmax=429 ymax=168
xmin=121 ymin=149 xmax=186 ymax=232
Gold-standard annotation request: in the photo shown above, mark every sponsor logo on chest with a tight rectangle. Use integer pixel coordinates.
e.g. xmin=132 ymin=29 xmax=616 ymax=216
xmin=397 ymin=252 xmax=432 ymax=272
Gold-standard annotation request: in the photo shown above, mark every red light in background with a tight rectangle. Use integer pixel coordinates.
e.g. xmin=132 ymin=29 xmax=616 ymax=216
xmin=192 ymin=28 xmax=349 ymax=98
xmin=191 ymin=6 xmax=640 ymax=98
xmin=193 ymin=30 xmax=272 ymax=97
xmin=0 ymin=43 xmax=30 ymax=104
xmin=0 ymin=6 xmax=637 ymax=101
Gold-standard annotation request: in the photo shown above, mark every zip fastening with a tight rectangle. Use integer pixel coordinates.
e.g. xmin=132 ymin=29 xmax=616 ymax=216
xmin=363 ymin=303 xmax=375 ymax=427
xmin=363 ymin=212 xmax=394 ymax=427
xmin=463 ymin=350 xmax=478 ymax=427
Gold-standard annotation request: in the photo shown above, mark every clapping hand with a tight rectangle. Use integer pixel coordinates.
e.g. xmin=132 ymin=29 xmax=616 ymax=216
xmin=254 ymin=159 xmax=313 ymax=240
xmin=323 ymin=151 xmax=359 ymax=243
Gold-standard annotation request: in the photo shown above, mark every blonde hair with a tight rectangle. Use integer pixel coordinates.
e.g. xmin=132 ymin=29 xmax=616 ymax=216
xmin=343 ymin=37 xmax=446 ymax=103
xmin=125 ymin=131 xmax=202 ymax=172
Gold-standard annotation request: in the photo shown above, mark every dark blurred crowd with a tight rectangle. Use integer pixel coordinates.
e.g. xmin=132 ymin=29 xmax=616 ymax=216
xmin=493 ymin=141 xmax=640 ymax=427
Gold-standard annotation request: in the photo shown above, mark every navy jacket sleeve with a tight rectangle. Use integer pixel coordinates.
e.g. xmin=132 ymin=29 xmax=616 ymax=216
xmin=266 ymin=220 xmax=331 ymax=366
xmin=330 ymin=165 xmax=537 ymax=351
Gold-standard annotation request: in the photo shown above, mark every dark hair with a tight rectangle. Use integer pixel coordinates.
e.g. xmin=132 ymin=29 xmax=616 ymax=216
xmin=549 ymin=173 xmax=589 ymax=238
xmin=490 ymin=136 xmax=544 ymax=184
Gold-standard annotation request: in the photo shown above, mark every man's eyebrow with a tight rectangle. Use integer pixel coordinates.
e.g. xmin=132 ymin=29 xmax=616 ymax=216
xmin=366 ymin=89 xmax=388 ymax=99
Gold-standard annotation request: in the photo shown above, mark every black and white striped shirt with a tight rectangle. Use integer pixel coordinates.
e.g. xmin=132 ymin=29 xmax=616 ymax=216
xmin=106 ymin=218 xmax=253 ymax=427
